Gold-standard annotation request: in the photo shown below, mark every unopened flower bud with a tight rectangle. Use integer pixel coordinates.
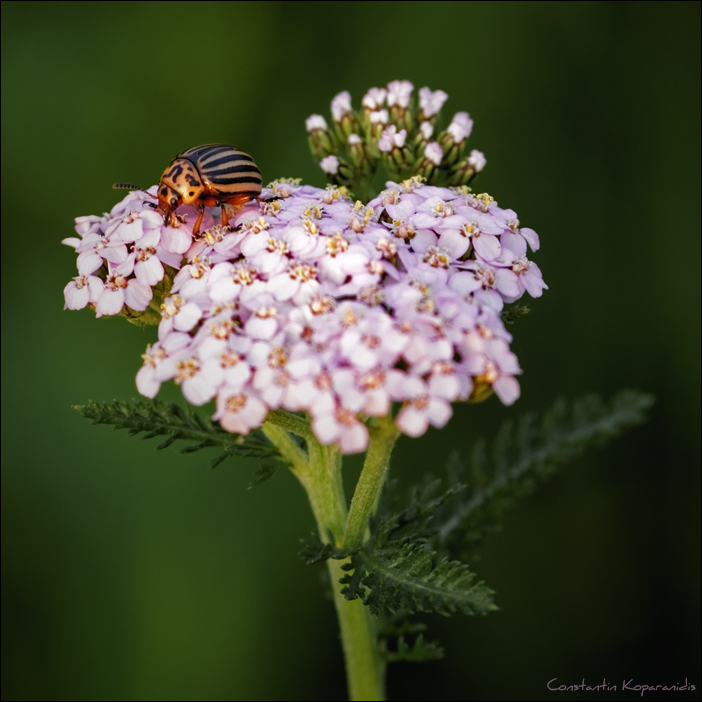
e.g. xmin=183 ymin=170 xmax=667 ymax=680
xmin=331 ymin=92 xmax=352 ymax=122
xmin=414 ymin=121 xmax=434 ymax=152
xmin=379 ymin=126 xmax=415 ymax=179
xmin=331 ymin=90 xmax=360 ymax=140
xmin=378 ymin=125 xmax=406 ymax=152
xmin=320 ymin=155 xmax=340 ymax=175
xmin=368 ymin=108 xmax=390 ymax=143
xmin=360 ymin=88 xmax=388 ymax=134
xmin=319 ymin=154 xmax=354 ymax=188
xmin=467 ymin=149 xmax=486 ymax=172
xmin=414 ymin=142 xmax=443 ymax=180
xmin=306 ymin=113 xmax=338 ymax=161
xmin=439 ymin=112 xmax=474 ymax=167
xmin=447 ymin=112 xmax=473 ymax=141
xmin=418 ymin=87 xmax=448 ymax=123
xmin=387 ymin=79 xmax=415 ymax=133
xmin=362 ymin=87 xmax=387 ymax=111
xmin=424 ymin=142 xmax=443 ymax=165
xmin=306 ymin=114 xmax=328 ymax=132
xmin=347 ymin=134 xmax=373 ymax=180
xmin=445 ymin=149 xmax=486 ymax=187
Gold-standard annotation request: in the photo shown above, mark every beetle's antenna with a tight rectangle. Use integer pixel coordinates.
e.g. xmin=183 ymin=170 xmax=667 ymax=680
xmin=112 ymin=183 xmax=158 ymax=200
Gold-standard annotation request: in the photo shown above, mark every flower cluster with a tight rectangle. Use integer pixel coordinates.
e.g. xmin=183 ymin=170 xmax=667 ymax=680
xmin=306 ymin=80 xmax=486 ymax=196
xmin=62 ymin=187 xmax=202 ymax=323
xmin=63 ymin=82 xmax=546 ymax=454
xmin=64 ymin=182 xmax=545 ymax=453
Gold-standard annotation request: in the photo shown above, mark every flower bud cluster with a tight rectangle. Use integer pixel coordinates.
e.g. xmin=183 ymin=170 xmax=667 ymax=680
xmin=63 ymin=176 xmax=546 ymax=454
xmin=306 ymin=81 xmax=487 ymax=197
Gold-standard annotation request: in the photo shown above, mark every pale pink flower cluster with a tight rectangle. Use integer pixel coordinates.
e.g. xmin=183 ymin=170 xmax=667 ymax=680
xmin=63 ymin=176 xmax=546 ymax=454
xmin=62 ymin=187 xmax=204 ymax=316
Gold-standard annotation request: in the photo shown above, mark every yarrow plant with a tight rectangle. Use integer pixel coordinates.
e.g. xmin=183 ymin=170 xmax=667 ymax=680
xmin=65 ymin=81 xmax=652 ymax=701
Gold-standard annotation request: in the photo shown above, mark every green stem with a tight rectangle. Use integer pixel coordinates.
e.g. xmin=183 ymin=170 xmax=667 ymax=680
xmin=260 ymin=422 xmax=308 ymax=478
xmin=344 ymin=415 xmax=400 ymax=550
xmin=327 ymin=557 xmax=385 ymax=701
xmin=262 ymin=417 xmax=387 ymax=701
xmin=265 ymin=409 xmax=315 ymax=442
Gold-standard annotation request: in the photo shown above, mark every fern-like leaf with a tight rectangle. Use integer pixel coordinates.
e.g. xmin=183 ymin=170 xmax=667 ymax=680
xmin=500 ymin=304 xmax=530 ymax=325
xmin=74 ymin=398 xmax=287 ymax=471
xmin=376 ymin=612 xmax=445 ymax=662
xmin=341 ymin=542 xmax=496 ymax=617
xmin=298 ymin=537 xmax=351 ymax=565
xmin=379 ymin=633 xmax=444 ymax=662
xmin=436 ymin=390 xmax=655 ymax=552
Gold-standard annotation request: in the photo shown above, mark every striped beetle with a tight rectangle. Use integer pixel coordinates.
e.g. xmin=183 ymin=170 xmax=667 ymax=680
xmin=158 ymin=144 xmax=262 ymax=235
xmin=116 ymin=144 xmax=262 ymax=236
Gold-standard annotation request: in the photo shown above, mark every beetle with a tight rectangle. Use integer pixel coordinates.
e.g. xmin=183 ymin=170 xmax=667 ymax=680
xmin=115 ymin=144 xmax=262 ymax=236
xmin=158 ymin=144 xmax=262 ymax=235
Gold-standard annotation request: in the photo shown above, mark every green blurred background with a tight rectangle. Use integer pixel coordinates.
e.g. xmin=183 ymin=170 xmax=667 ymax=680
xmin=2 ymin=2 xmax=699 ymax=700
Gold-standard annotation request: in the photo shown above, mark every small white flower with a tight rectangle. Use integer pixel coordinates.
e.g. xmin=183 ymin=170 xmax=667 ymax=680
xmin=370 ymin=109 xmax=389 ymax=125
xmin=419 ymin=87 xmax=448 ymax=118
xmin=424 ymin=142 xmax=443 ymax=166
xmin=387 ymin=80 xmax=414 ymax=108
xmin=378 ymin=126 xmax=407 ymax=152
xmin=320 ymin=155 xmax=340 ymax=175
xmin=331 ymin=91 xmax=352 ymax=121
xmin=362 ymin=87 xmax=387 ymax=110
xmin=468 ymin=149 xmax=487 ymax=172
xmin=447 ymin=112 xmax=473 ymax=142
xmin=305 ymin=114 xmax=328 ymax=132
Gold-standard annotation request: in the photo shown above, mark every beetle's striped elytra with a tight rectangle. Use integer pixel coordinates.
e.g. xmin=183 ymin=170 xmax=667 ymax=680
xmin=157 ymin=144 xmax=262 ymax=235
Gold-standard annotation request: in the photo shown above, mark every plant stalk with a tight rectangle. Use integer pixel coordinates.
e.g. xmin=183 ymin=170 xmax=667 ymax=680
xmin=344 ymin=415 xmax=400 ymax=550
xmin=261 ymin=414 xmax=387 ymax=701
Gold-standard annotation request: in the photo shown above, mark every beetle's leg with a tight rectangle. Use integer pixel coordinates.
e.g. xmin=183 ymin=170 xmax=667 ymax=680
xmin=220 ymin=193 xmax=258 ymax=227
xmin=192 ymin=206 xmax=206 ymax=237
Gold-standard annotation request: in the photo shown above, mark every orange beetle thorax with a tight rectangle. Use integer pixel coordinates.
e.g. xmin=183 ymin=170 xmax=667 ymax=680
xmin=158 ymin=157 xmax=206 ymax=224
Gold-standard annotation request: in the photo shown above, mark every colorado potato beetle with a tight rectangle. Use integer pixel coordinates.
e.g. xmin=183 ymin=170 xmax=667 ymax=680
xmin=117 ymin=144 xmax=262 ymax=236
xmin=158 ymin=144 xmax=262 ymax=235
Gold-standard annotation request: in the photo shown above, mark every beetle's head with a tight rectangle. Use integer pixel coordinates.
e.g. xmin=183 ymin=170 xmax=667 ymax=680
xmin=164 ymin=158 xmax=205 ymax=205
xmin=157 ymin=183 xmax=182 ymax=226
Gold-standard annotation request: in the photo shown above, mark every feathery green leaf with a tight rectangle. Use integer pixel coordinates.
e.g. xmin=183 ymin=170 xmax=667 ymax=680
xmin=376 ymin=612 xmax=445 ymax=662
xmin=298 ymin=537 xmax=351 ymax=565
xmin=500 ymin=304 xmax=530 ymax=325
xmin=379 ymin=632 xmax=444 ymax=662
xmin=73 ymin=398 xmax=288 ymax=472
xmin=436 ymin=390 xmax=655 ymax=552
xmin=340 ymin=542 xmax=497 ymax=617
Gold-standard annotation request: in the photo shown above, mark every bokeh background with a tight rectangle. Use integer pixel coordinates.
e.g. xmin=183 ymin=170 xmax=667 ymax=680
xmin=2 ymin=2 xmax=699 ymax=700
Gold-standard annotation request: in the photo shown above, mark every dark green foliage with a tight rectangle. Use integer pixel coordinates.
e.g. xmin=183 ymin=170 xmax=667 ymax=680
xmin=300 ymin=477 xmax=495 ymax=618
xmin=301 ymin=391 xmax=653 ymax=631
xmin=377 ymin=615 xmax=444 ymax=661
xmin=74 ymin=399 xmax=288 ymax=473
xmin=379 ymin=629 xmax=444 ymax=662
xmin=332 ymin=475 xmax=496 ymax=617
xmin=298 ymin=537 xmax=351 ymax=565
xmin=247 ymin=463 xmax=280 ymax=489
xmin=340 ymin=543 xmax=497 ymax=617
xmin=435 ymin=390 xmax=656 ymax=554
xmin=500 ymin=304 xmax=531 ymax=325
